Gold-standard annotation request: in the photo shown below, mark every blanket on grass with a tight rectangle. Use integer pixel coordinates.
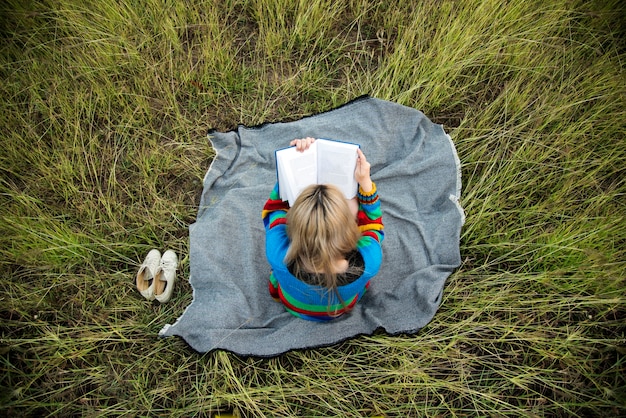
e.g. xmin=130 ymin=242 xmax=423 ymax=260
xmin=159 ymin=96 xmax=464 ymax=357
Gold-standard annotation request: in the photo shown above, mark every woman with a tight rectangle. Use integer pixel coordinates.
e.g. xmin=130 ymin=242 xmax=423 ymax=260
xmin=262 ymin=138 xmax=384 ymax=321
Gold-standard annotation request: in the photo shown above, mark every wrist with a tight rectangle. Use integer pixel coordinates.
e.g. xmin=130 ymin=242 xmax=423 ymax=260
xmin=358 ymin=180 xmax=374 ymax=194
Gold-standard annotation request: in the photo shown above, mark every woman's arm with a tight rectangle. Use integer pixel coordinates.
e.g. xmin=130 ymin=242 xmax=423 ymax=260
xmin=263 ymin=137 xmax=315 ymax=229
xmin=353 ymin=150 xmax=383 ymax=242
xmin=357 ymin=182 xmax=384 ymax=243
xmin=262 ymin=183 xmax=290 ymax=231
xmin=355 ymin=148 xmax=373 ymax=193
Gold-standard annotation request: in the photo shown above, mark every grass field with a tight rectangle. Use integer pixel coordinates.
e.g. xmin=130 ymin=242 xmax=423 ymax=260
xmin=1 ymin=0 xmax=624 ymax=416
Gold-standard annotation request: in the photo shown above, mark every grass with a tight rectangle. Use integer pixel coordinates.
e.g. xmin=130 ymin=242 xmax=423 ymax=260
xmin=1 ymin=0 xmax=624 ymax=416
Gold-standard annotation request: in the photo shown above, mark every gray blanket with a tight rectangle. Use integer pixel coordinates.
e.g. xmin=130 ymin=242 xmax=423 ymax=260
xmin=159 ymin=96 xmax=464 ymax=357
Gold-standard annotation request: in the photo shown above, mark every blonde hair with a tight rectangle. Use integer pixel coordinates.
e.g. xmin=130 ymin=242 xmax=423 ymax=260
xmin=285 ymin=184 xmax=360 ymax=293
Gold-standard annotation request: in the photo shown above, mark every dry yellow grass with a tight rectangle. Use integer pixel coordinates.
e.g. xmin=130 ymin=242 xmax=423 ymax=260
xmin=1 ymin=0 xmax=624 ymax=415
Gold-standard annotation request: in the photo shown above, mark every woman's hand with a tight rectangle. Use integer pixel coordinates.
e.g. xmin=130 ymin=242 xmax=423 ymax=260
xmin=290 ymin=137 xmax=315 ymax=152
xmin=355 ymin=148 xmax=373 ymax=192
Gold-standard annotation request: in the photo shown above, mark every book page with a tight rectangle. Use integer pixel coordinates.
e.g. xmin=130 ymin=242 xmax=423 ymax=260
xmin=276 ymin=141 xmax=318 ymax=206
xmin=316 ymin=139 xmax=359 ymax=199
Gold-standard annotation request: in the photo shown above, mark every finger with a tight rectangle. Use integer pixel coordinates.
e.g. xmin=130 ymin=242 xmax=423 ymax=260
xmin=290 ymin=139 xmax=302 ymax=148
xmin=357 ymin=148 xmax=367 ymax=163
xmin=291 ymin=137 xmax=315 ymax=152
xmin=303 ymin=138 xmax=315 ymax=151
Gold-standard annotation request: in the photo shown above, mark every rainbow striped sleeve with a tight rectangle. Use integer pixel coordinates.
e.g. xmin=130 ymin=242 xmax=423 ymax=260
xmin=262 ymin=183 xmax=290 ymax=230
xmin=357 ymin=182 xmax=384 ymax=243
xmin=268 ymin=272 xmax=280 ymax=301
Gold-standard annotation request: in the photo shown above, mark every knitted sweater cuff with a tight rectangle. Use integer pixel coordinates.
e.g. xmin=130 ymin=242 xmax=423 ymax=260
xmin=358 ymin=181 xmax=377 ymax=197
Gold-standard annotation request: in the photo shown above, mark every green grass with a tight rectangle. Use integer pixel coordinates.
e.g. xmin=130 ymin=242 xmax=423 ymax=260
xmin=1 ymin=0 xmax=624 ymax=416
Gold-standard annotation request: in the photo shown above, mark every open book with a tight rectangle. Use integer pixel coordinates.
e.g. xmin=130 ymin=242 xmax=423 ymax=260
xmin=275 ymin=138 xmax=360 ymax=206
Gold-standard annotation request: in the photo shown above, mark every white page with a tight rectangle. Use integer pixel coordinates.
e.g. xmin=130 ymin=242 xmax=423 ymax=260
xmin=276 ymin=141 xmax=318 ymax=206
xmin=316 ymin=139 xmax=359 ymax=199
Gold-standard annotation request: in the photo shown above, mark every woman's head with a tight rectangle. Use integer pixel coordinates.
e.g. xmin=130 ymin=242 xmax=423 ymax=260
xmin=285 ymin=184 xmax=360 ymax=288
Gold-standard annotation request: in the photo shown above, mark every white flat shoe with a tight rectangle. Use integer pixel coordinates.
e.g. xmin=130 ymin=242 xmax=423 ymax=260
xmin=154 ymin=250 xmax=178 ymax=303
xmin=136 ymin=249 xmax=161 ymax=300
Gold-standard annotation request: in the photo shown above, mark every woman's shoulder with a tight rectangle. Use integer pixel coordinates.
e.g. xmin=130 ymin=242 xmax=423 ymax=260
xmin=356 ymin=239 xmax=383 ymax=274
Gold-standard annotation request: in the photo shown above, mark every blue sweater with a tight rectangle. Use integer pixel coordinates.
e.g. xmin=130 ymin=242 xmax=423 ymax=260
xmin=262 ymin=183 xmax=384 ymax=321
